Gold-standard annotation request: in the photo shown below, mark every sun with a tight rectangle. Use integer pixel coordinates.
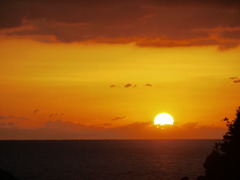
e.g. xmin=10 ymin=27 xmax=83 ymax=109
xmin=154 ymin=113 xmax=174 ymax=126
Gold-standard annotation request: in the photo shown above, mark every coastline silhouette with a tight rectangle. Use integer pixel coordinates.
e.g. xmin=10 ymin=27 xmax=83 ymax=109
xmin=181 ymin=107 xmax=240 ymax=180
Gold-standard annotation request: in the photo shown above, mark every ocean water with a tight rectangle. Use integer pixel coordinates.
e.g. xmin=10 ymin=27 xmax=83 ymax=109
xmin=0 ymin=140 xmax=217 ymax=180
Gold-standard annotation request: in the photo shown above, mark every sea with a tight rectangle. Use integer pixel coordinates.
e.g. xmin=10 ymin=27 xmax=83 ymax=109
xmin=0 ymin=140 xmax=218 ymax=180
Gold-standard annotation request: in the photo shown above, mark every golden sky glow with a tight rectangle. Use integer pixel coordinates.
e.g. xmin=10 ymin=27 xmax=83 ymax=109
xmin=0 ymin=0 xmax=240 ymax=139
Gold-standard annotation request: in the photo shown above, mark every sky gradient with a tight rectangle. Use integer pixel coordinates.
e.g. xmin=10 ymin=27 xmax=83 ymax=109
xmin=0 ymin=0 xmax=240 ymax=139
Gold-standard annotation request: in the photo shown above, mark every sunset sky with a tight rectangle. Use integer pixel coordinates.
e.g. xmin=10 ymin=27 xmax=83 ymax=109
xmin=0 ymin=0 xmax=240 ymax=139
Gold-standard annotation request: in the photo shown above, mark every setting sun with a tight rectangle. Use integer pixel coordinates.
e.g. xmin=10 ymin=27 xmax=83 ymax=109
xmin=154 ymin=113 xmax=174 ymax=126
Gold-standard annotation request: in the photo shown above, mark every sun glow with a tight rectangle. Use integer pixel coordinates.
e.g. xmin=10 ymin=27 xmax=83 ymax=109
xmin=154 ymin=113 xmax=174 ymax=126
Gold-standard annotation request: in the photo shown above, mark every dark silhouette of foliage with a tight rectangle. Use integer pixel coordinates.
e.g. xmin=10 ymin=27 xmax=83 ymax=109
xmin=199 ymin=107 xmax=240 ymax=180
xmin=180 ymin=177 xmax=189 ymax=180
xmin=0 ymin=168 xmax=20 ymax=180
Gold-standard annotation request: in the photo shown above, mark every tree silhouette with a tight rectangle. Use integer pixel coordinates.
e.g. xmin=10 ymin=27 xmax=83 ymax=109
xmin=0 ymin=168 xmax=20 ymax=180
xmin=200 ymin=107 xmax=240 ymax=180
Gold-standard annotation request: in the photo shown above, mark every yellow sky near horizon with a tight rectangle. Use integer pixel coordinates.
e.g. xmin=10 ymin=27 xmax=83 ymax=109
xmin=0 ymin=38 xmax=240 ymax=134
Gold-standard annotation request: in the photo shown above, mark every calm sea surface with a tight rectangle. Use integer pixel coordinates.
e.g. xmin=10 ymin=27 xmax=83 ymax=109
xmin=0 ymin=140 xmax=218 ymax=180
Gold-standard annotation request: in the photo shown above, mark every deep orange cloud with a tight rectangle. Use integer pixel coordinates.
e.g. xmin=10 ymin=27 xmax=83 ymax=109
xmin=1 ymin=0 xmax=240 ymax=49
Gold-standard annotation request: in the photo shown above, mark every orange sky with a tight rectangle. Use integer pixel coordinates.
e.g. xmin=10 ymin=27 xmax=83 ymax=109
xmin=0 ymin=0 xmax=240 ymax=139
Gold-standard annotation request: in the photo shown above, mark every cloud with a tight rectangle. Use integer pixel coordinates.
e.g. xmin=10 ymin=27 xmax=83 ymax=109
xmin=110 ymin=85 xmax=117 ymax=88
xmin=110 ymin=84 xmax=154 ymax=88
xmin=145 ymin=84 xmax=152 ymax=87
xmin=0 ymin=115 xmax=29 ymax=121
xmin=103 ymin=123 xmax=112 ymax=127
xmin=233 ymin=80 xmax=240 ymax=83
xmin=229 ymin=77 xmax=238 ymax=80
xmin=45 ymin=120 xmax=85 ymax=129
xmin=229 ymin=77 xmax=240 ymax=83
xmin=49 ymin=113 xmax=64 ymax=117
xmin=0 ymin=122 xmax=14 ymax=127
xmin=124 ymin=84 xmax=132 ymax=88
xmin=123 ymin=84 xmax=137 ymax=88
xmin=0 ymin=120 xmax=227 ymax=140
xmin=0 ymin=0 xmax=240 ymax=49
xmin=111 ymin=116 xmax=127 ymax=121
xmin=33 ymin=109 xmax=40 ymax=114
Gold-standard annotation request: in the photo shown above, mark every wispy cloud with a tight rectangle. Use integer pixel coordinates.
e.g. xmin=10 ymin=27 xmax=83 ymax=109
xmin=103 ymin=123 xmax=112 ymax=127
xmin=111 ymin=116 xmax=127 ymax=121
xmin=0 ymin=122 xmax=14 ymax=127
xmin=0 ymin=115 xmax=29 ymax=121
xmin=110 ymin=85 xmax=117 ymax=88
xmin=49 ymin=113 xmax=64 ymax=117
xmin=0 ymin=120 xmax=227 ymax=140
xmin=229 ymin=77 xmax=238 ymax=80
xmin=110 ymin=84 xmax=152 ymax=88
xmin=33 ymin=109 xmax=40 ymax=114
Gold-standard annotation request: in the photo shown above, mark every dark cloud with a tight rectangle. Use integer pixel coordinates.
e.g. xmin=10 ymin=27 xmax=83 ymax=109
xmin=124 ymin=84 xmax=132 ymax=88
xmin=233 ymin=80 xmax=240 ymax=83
xmin=0 ymin=0 xmax=240 ymax=49
xmin=229 ymin=77 xmax=238 ymax=80
xmin=111 ymin=116 xmax=127 ymax=121
xmin=110 ymin=84 xmax=153 ymax=88
xmin=0 ymin=115 xmax=29 ymax=121
xmin=145 ymin=84 xmax=152 ymax=87
xmin=229 ymin=77 xmax=240 ymax=83
xmin=123 ymin=84 xmax=136 ymax=88
xmin=49 ymin=113 xmax=64 ymax=117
